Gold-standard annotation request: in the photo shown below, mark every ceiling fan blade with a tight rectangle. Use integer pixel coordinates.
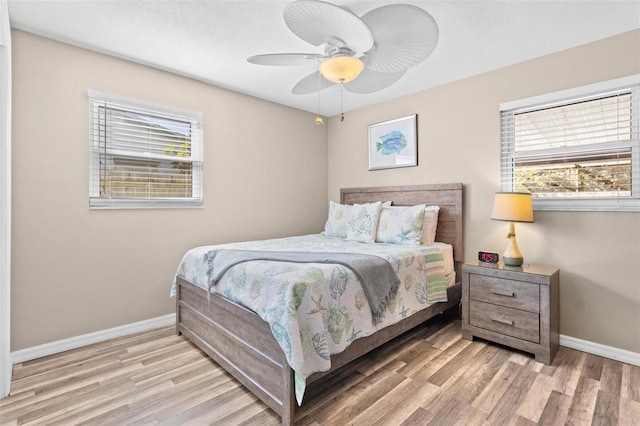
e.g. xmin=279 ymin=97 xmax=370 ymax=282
xmin=284 ymin=0 xmax=373 ymax=53
xmin=343 ymin=67 xmax=405 ymax=94
xmin=247 ymin=53 xmax=324 ymax=66
xmin=361 ymin=5 xmax=439 ymax=73
xmin=291 ymin=71 xmax=334 ymax=95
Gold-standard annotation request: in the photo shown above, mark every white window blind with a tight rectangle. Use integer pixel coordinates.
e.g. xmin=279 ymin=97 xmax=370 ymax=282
xmin=89 ymin=91 xmax=203 ymax=209
xmin=500 ymin=75 xmax=640 ymax=211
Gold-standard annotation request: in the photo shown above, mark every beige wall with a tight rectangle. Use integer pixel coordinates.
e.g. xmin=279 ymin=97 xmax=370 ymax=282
xmin=11 ymin=28 xmax=640 ymax=355
xmin=328 ymin=30 xmax=640 ymax=353
xmin=11 ymin=30 xmax=328 ymax=350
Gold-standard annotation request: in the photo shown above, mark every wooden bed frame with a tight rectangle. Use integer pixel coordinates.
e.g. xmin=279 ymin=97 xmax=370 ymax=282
xmin=175 ymin=183 xmax=463 ymax=425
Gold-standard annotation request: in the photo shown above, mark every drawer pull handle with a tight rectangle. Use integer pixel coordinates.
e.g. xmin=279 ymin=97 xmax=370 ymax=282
xmin=491 ymin=317 xmax=514 ymax=326
xmin=490 ymin=289 xmax=515 ymax=297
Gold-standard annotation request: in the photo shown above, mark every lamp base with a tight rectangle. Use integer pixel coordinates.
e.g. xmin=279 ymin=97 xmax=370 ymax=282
xmin=503 ymin=222 xmax=524 ymax=267
xmin=503 ymin=256 xmax=524 ymax=266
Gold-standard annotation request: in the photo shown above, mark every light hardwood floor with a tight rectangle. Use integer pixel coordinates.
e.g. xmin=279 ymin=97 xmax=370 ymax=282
xmin=1 ymin=317 xmax=639 ymax=425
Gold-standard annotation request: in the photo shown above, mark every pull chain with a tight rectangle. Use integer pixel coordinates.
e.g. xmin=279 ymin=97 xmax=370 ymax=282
xmin=314 ymin=72 xmax=324 ymax=125
xmin=339 ymin=85 xmax=345 ymax=122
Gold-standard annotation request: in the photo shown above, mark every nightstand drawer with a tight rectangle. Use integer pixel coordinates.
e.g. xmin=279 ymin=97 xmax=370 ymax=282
xmin=469 ymin=300 xmax=540 ymax=343
xmin=469 ymin=274 xmax=539 ymax=313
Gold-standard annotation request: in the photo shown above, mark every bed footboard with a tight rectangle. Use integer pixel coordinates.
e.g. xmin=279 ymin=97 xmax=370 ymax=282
xmin=176 ymin=277 xmax=295 ymax=424
xmin=176 ymin=276 xmax=461 ymax=425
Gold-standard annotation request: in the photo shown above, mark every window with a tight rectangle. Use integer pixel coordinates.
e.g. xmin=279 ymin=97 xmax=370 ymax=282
xmin=89 ymin=91 xmax=203 ymax=208
xmin=500 ymin=75 xmax=640 ymax=211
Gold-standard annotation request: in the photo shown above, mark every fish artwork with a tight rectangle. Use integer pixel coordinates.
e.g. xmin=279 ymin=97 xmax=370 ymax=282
xmin=376 ymin=130 xmax=407 ymax=155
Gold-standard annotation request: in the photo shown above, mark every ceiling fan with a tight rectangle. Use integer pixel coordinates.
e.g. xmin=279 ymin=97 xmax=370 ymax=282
xmin=247 ymin=0 xmax=439 ymax=96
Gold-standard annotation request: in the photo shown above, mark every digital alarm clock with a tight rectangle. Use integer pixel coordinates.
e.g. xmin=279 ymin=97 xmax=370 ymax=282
xmin=478 ymin=251 xmax=499 ymax=263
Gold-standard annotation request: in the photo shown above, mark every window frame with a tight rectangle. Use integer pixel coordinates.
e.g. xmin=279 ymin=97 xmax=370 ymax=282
xmin=500 ymin=75 xmax=640 ymax=212
xmin=88 ymin=90 xmax=203 ymax=209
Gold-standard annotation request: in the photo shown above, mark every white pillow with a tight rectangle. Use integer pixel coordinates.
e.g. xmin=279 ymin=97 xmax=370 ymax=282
xmin=420 ymin=205 xmax=440 ymax=245
xmin=346 ymin=202 xmax=382 ymax=243
xmin=322 ymin=201 xmax=352 ymax=238
xmin=376 ymin=204 xmax=426 ymax=246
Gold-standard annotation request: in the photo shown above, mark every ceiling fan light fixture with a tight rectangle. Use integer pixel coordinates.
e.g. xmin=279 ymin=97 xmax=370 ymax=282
xmin=319 ymin=56 xmax=364 ymax=83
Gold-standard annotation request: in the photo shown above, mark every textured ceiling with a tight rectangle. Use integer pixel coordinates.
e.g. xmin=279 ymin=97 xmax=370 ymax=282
xmin=7 ymin=0 xmax=640 ymax=116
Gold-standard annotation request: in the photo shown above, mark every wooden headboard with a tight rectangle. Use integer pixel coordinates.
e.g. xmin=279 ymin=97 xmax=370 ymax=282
xmin=340 ymin=183 xmax=463 ymax=262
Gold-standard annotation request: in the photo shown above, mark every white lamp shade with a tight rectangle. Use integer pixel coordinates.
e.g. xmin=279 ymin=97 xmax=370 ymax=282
xmin=319 ymin=56 xmax=365 ymax=83
xmin=491 ymin=192 xmax=534 ymax=223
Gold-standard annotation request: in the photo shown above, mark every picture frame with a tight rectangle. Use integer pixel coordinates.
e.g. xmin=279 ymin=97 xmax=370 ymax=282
xmin=368 ymin=114 xmax=418 ymax=170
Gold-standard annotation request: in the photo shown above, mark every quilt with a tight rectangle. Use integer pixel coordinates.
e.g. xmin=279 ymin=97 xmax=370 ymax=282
xmin=171 ymin=234 xmax=447 ymax=404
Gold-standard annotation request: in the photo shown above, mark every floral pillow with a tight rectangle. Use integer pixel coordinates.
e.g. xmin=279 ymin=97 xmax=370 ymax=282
xmin=346 ymin=202 xmax=382 ymax=243
xmin=420 ymin=205 xmax=440 ymax=245
xmin=376 ymin=204 xmax=426 ymax=246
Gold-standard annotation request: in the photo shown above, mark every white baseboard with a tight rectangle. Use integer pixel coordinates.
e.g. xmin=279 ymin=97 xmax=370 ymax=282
xmin=9 ymin=316 xmax=639 ymax=368
xmin=560 ymin=334 xmax=640 ymax=367
xmin=11 ymin=313 xmax=175 ymax=364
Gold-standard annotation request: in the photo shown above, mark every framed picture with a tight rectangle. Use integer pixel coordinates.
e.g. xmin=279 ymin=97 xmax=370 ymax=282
xmin=368 ymin=114 xmax=417 ymax=170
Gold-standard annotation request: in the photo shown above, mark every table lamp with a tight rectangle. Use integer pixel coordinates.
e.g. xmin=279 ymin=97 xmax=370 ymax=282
xmin=491 ymin=192 xmax=534 ymax=266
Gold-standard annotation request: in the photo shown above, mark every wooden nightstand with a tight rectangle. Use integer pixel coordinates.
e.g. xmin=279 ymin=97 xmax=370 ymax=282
xmin=461 ymin=260 xmax=559 ymax=364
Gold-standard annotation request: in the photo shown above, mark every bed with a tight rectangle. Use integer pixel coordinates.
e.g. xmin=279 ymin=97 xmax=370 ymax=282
xmin=174 ymin=183 xmax=463 ymax=425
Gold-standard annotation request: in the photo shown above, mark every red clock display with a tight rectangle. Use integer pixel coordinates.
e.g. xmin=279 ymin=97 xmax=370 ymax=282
xmin=478 ymin=251 xmax=499 ymax=263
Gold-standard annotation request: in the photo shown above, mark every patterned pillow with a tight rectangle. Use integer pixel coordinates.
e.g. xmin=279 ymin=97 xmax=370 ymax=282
xmin=322 ymin=201 xmax=353 ymax=238
xmin=346 ymin=202 xmax=382 ymax=243
xmin=420 ymin=205 xmax=440 ymax=245
xmin=376 ymin=204 xmax=426 ymax=246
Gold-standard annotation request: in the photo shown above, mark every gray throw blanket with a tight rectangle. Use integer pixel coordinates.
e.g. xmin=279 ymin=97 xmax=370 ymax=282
xmin=205 ymin=249 xmax=400 ymax=324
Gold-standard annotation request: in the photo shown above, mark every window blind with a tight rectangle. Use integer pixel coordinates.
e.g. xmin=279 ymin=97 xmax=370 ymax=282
xmin=89 ymin=92 xmax=203 ymax=208
xmin=500 ymin=77 xmax=640 ymax=211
